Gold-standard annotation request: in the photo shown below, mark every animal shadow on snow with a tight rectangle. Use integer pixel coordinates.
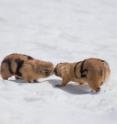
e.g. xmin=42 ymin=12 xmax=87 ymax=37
xmin=9 ymin=79 xmax=40 ymax=85
xmin=47 ymin=79 xmax=91 ymax=95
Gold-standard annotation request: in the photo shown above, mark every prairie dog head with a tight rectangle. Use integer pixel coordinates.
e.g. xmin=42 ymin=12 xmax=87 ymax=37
xmin=54 ymin=63 xmax=71 ymax=77
xmin=35 ymin=60 xmax=54 ymax=77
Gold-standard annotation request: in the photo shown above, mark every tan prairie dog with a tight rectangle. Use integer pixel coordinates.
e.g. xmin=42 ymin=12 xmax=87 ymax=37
xmin=0 ymin=53 xmax=54 ymax=82
xmin=20 ymin=59 xmax=54 ymax=83
xmin=0 ymin=53 xmax=34 ymax=80
xmin=54 ymin=58 xmax=111 ymax=92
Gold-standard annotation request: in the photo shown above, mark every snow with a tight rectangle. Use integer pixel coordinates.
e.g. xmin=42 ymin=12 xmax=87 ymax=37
xmin=0 ymin=0 xmax=117 ymax=124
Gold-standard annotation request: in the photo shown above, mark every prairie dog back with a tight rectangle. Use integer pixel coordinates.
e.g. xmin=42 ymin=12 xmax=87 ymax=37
xmin=0 ymin=53 xmax=34 ymax=80
xmin=82 ymin=58 xmax=110 ymax=83
xmin=54 ymin=58 xmax=110 ymax=92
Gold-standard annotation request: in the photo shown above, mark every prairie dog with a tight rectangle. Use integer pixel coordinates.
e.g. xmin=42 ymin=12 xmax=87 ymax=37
xmin=54 ymin=58 xmax=110 ymax=92
xmin=0 ymin=53 xmax=54 ymax=83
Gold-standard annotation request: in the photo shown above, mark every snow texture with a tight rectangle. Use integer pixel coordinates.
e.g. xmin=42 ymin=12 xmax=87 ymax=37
xmin=0 ymin=0 xmax=117 ymax=124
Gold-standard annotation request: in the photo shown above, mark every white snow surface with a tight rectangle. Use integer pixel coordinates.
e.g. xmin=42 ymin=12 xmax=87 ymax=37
xmin=0 ymin=0 xmax=117 ymax=124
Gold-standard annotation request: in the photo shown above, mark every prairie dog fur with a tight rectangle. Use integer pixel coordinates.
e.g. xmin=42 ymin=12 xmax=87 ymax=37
xmin=0 ymin=53 xmax=54 ymax=83
xmin=54 ymin=58 xmax=110 ymax=92
xmin=0 ymin=53 xmax=34 ymax=80
xmin=20 ymin=59 xmax=54 ymax=82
